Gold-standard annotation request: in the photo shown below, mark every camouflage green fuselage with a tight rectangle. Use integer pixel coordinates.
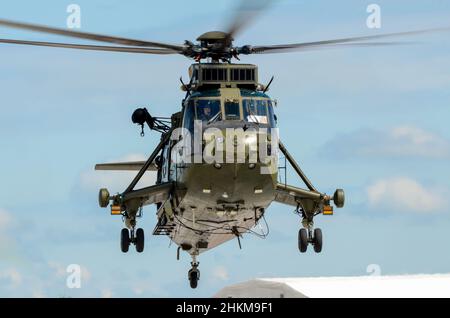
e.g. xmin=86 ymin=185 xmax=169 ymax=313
xmin=162 ymin=86 xmax=279 ymax=253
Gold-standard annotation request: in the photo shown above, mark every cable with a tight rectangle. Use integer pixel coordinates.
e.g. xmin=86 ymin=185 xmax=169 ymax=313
xmin=236 ymin=214 xmax=270 ymax=239
xmin=172 ymin=212 xmax=270 ymax=239
xmin=173 ymin=213 xmax=234 ymax=235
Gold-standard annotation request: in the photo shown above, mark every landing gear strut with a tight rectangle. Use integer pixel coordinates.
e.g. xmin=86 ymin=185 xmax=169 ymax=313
xmin=188 ymin=255 xmax=200 ymax=289
xmin=120 ymin=227 xmax=145 ymax=253
xmin=298 ymin=220 xmax=322 ymax=253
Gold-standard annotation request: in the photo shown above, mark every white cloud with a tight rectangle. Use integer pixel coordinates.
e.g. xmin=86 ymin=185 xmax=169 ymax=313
xmin=32 ymin=290 xmax=46 ymax=298
xmin=133 ymin=287 xmax=144 ymax=295
xmin=0 ymin=268 xmax=22 ymax=286
xmin=0 ymin=209 xmax=16 ymax=258
xmin=101 ymin=289 xmax=113 ymax=298
xmin=212 ymin=266 xmax=230 ymax=281
xmin=81 ymin=266 xmax=92 ymax=282
xmin=0 ymin=209 xmax=12 ymax=229
xmin=131 ymin=280 xmax=167 ymax=297
xmin=367 ymin=177 xmax=448 ymax=213
xmin=79 ymin=153 xmax=157 ymax=193
xmin=321 ymin=125 xmax=450 ymax=159
xmin=48 ymin=261 xmax=67 ymax=277
xmin=388 ymin=126 xmax=450 ymax=158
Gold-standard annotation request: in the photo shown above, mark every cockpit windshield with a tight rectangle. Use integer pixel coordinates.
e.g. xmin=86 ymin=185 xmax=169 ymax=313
xmin=224 ymin=100 xmax=240 ymax=120
xmin=243 ymin=99 xmax=269 ymax=124
xmin=196 ymin=99 xmax=221 ymax=123
xmin=184 ymin=96 xmax=276 ymax=132
xmin=184 ymin=99 xmax=221 ymax=132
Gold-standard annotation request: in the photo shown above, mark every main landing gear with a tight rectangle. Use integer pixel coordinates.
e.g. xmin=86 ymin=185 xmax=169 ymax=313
xmin=188 ymin=255 xmax=200 ymax=289
xmin=121 ymin=227 xmax=145 ymax=253
xmin=298 ymin=221 xmax=322 ymax=253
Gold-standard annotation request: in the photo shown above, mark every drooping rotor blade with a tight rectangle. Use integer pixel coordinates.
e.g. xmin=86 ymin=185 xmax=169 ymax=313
xmin=250 ymin=27 xmax=450 ymax=54
xmin=0 ymin=18 xmax=184 ymax=51
xmin=247 ymin=41 xmax=412 ymax=54
xmin=225 ymin=0 xmax=273 ymax=40
xmin=0 ymin=38 xmax=180 ymax=54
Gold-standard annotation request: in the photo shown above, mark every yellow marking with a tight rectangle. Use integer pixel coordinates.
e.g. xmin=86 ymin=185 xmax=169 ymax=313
xmin=323 ymin=205 xmax=334 ymax=215
xmin=111 ymin=205 xmax=122 ymax=215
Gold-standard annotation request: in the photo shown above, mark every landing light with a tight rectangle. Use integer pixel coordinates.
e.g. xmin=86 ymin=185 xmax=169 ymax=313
xmin=254 ymin=188 xmax=263 ymax=194
xmin=203 ymin=189 xmax=211 ymax=194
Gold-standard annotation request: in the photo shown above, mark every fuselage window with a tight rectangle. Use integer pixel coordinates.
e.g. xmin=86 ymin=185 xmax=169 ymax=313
xmin=196 ymin=99 xmax=221 ymax=123
xmin=224 ymin=101 xmax=240 ymax=120
xmin=243 ymin=99 xmax=268 ymax=124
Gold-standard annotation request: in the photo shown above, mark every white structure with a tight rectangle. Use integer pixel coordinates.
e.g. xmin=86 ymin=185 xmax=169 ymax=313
xmin=214 ymin=274 xmax=450 ymax=298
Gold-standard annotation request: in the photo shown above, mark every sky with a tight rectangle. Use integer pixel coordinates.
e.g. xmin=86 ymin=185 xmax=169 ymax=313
xmin=0 ymin=0 xmax=450 ymax=297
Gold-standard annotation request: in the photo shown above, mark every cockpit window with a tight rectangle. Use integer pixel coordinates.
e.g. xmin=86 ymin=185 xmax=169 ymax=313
xmin=224 ymin=100 xmax=240 ymax=120
xmin=243 ymin=99 xmax=269 ymax=124
xmin=196 ymin=99 xmax=221 ymax=123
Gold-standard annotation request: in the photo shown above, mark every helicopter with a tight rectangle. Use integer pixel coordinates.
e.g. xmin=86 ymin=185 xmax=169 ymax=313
xmin=1 ymin=1 xmax=449 ymax=289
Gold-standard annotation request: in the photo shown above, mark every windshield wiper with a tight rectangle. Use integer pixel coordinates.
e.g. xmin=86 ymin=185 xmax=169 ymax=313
xmin=207 ymin=112 xmax=222 ymax=125
xmin=247 ymin=107 xmax=261 ymax=125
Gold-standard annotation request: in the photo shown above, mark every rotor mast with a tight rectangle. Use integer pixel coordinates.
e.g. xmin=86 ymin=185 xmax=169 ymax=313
xmin=195 ymin=31 xmax=235 ymax=63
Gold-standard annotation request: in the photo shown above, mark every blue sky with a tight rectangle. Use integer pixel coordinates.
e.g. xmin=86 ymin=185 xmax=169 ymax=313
xmin=0 ymin=0 xmax=450 ymax=297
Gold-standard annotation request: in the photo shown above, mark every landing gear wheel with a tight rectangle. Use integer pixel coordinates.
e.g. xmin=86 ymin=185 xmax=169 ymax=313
xmin=298 ymin=228 xmax=308 ymax=253
xmin=135 ymin=228 xmax=145 ymax=253
xmin=333 ymin=189 xmax=345 ymax=208
xmin=188 ymin=268 xmax=200 ymax=289
xmin=120 ymin=228 xmax=130 ymax=253
xmin=98 ymin=188 xmax=110 ymax=208
xmin=313 ymin=228 xmax=323 ymax=253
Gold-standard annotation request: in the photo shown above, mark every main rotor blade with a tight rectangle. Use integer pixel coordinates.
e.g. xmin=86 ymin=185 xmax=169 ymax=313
xmin=0 ymin=19 xmax=184 ymax=51
xmin=251 ymin=27 xmax=450 ymax=54
xmin=252 ymin=41 xmax=411 ymax=54
xmin=0 ymin=38 xmax=179 ymax=54
xmin=225 ymin=0 xmax=273 ymax=40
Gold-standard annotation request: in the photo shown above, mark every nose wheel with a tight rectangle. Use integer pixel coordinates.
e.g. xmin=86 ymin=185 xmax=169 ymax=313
xmin=120 ymin=227 xmax=145 ymax=253
xmin=188 ymin=254 xmax=200 ymax=289
xmin=298 ymin=227 xmax=322 ymax=253
xmin=188 ymin=264 xmax=200 ymax=289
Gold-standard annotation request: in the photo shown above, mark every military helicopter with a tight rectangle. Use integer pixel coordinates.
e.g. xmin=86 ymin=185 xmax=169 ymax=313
xmin=1 ymin=1 xmax=449 ymax=289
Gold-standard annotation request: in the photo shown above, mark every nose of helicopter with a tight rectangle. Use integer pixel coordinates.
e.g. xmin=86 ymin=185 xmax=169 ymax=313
xmin=175 ymin=123 xmax=279 ymax=211
xmin=182 ymin=161 xmax=277 ymax=211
